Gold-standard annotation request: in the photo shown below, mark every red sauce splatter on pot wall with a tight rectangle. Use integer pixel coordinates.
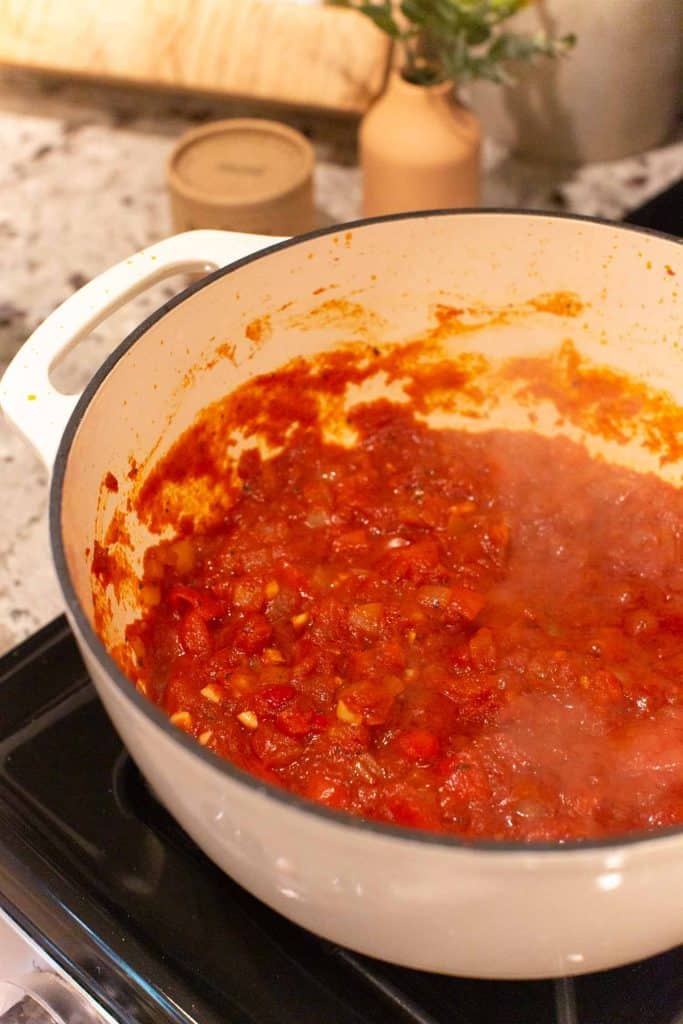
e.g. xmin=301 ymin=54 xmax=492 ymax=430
xmin=245 ymin=314 xmax=271 ymax=346
xmin=505 ymin=340 xmax=683 ymax=464
xmin=119 ymin=333 xmax=683 ymax=843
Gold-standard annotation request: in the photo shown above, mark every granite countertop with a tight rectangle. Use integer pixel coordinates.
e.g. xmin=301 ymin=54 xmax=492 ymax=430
xmin=1 ymin=68 xmax=682 ymax=657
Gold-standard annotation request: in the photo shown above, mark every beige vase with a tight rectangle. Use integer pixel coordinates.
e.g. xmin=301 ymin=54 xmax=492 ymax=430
xmin=360 ymin=72 xmax=481 ymax=217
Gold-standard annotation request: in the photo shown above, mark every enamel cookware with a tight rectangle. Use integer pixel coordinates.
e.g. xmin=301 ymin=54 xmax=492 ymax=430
xmin=1 ymin=212 xmax=681 ymax=978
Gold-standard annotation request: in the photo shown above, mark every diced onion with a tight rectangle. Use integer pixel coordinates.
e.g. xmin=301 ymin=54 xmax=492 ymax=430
xmin=348 ymin=603 xmax=384 ymax=635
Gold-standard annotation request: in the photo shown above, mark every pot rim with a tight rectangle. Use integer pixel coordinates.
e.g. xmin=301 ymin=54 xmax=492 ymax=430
xmin=50 ymin=207 xmax=683 ymax=856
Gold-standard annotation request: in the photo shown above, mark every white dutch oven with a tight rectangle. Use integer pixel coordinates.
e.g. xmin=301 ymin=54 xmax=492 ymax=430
xmin=1 ymin=212 xmax=681 ymax=979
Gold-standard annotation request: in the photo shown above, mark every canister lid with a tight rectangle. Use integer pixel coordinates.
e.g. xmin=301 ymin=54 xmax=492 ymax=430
xmin=167 ymin=118 xmax=315 ymax=210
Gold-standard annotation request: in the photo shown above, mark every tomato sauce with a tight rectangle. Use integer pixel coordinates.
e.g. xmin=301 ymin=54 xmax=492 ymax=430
xmin=127 ymin=386 xmax=683 ymax=842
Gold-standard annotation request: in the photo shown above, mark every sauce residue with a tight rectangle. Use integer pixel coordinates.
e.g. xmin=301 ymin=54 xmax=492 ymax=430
xmin=505 ymin=339 xmax=683 ymax=465
xmin=245 ymin=314 xmax=272 ymax=346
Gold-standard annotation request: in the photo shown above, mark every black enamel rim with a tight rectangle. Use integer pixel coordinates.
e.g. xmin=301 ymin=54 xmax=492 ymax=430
xmin=50 ymin=208 xmax=683 ymax=854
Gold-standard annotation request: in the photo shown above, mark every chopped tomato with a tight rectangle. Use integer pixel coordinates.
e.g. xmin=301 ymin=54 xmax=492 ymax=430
xmin=127 ymin=396 xmax=683 ymax=842
xmin=397 ymin=729 xmax=440 ymax=763
xmin=179 ymin=609 xmax=211 ymax=655
xmin=168 ymin=584 xmax=226 ymax=620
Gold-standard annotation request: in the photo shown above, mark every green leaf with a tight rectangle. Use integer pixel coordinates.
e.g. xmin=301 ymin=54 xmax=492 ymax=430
xmin=464 ymin=22 xmax=491 ymax=45
xmin=359 ymin=1 xmax=402 ymax=37
xmin=328 ymin=0 xmax=577 ymax=83
xmin=487 ymin=31 xmax=536 ymax=62
xmin=326 ymin=0 xmax=403 ymax=37
xmin=400 ymin=0 xmax=431 ymax=28
xmin=488 ymin=0 xmax=526 ymax=18
xmin=431 ymin=0 xmax=464 ymax=29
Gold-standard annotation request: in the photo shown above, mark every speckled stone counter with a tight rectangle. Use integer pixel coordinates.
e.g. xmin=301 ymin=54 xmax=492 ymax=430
xmin=1 ymin=69 xmax=681 ymax=656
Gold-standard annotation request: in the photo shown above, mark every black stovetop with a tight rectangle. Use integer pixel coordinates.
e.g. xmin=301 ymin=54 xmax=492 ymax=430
xmin=0 ymin=620 xmax=681 ymax=1024
xmin=1 ymin=184 xmax=681 ymax=1024
xmin=622 ymin=176 xmax=683 ymax=234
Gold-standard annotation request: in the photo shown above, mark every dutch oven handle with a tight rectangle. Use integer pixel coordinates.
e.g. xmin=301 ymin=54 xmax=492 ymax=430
xmin=0 ymin=229 xmax=281 ymax=470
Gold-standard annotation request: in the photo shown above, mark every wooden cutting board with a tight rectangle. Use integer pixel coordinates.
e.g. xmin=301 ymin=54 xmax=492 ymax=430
xmin=0 ymin=0 xmax=390 ymax=114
